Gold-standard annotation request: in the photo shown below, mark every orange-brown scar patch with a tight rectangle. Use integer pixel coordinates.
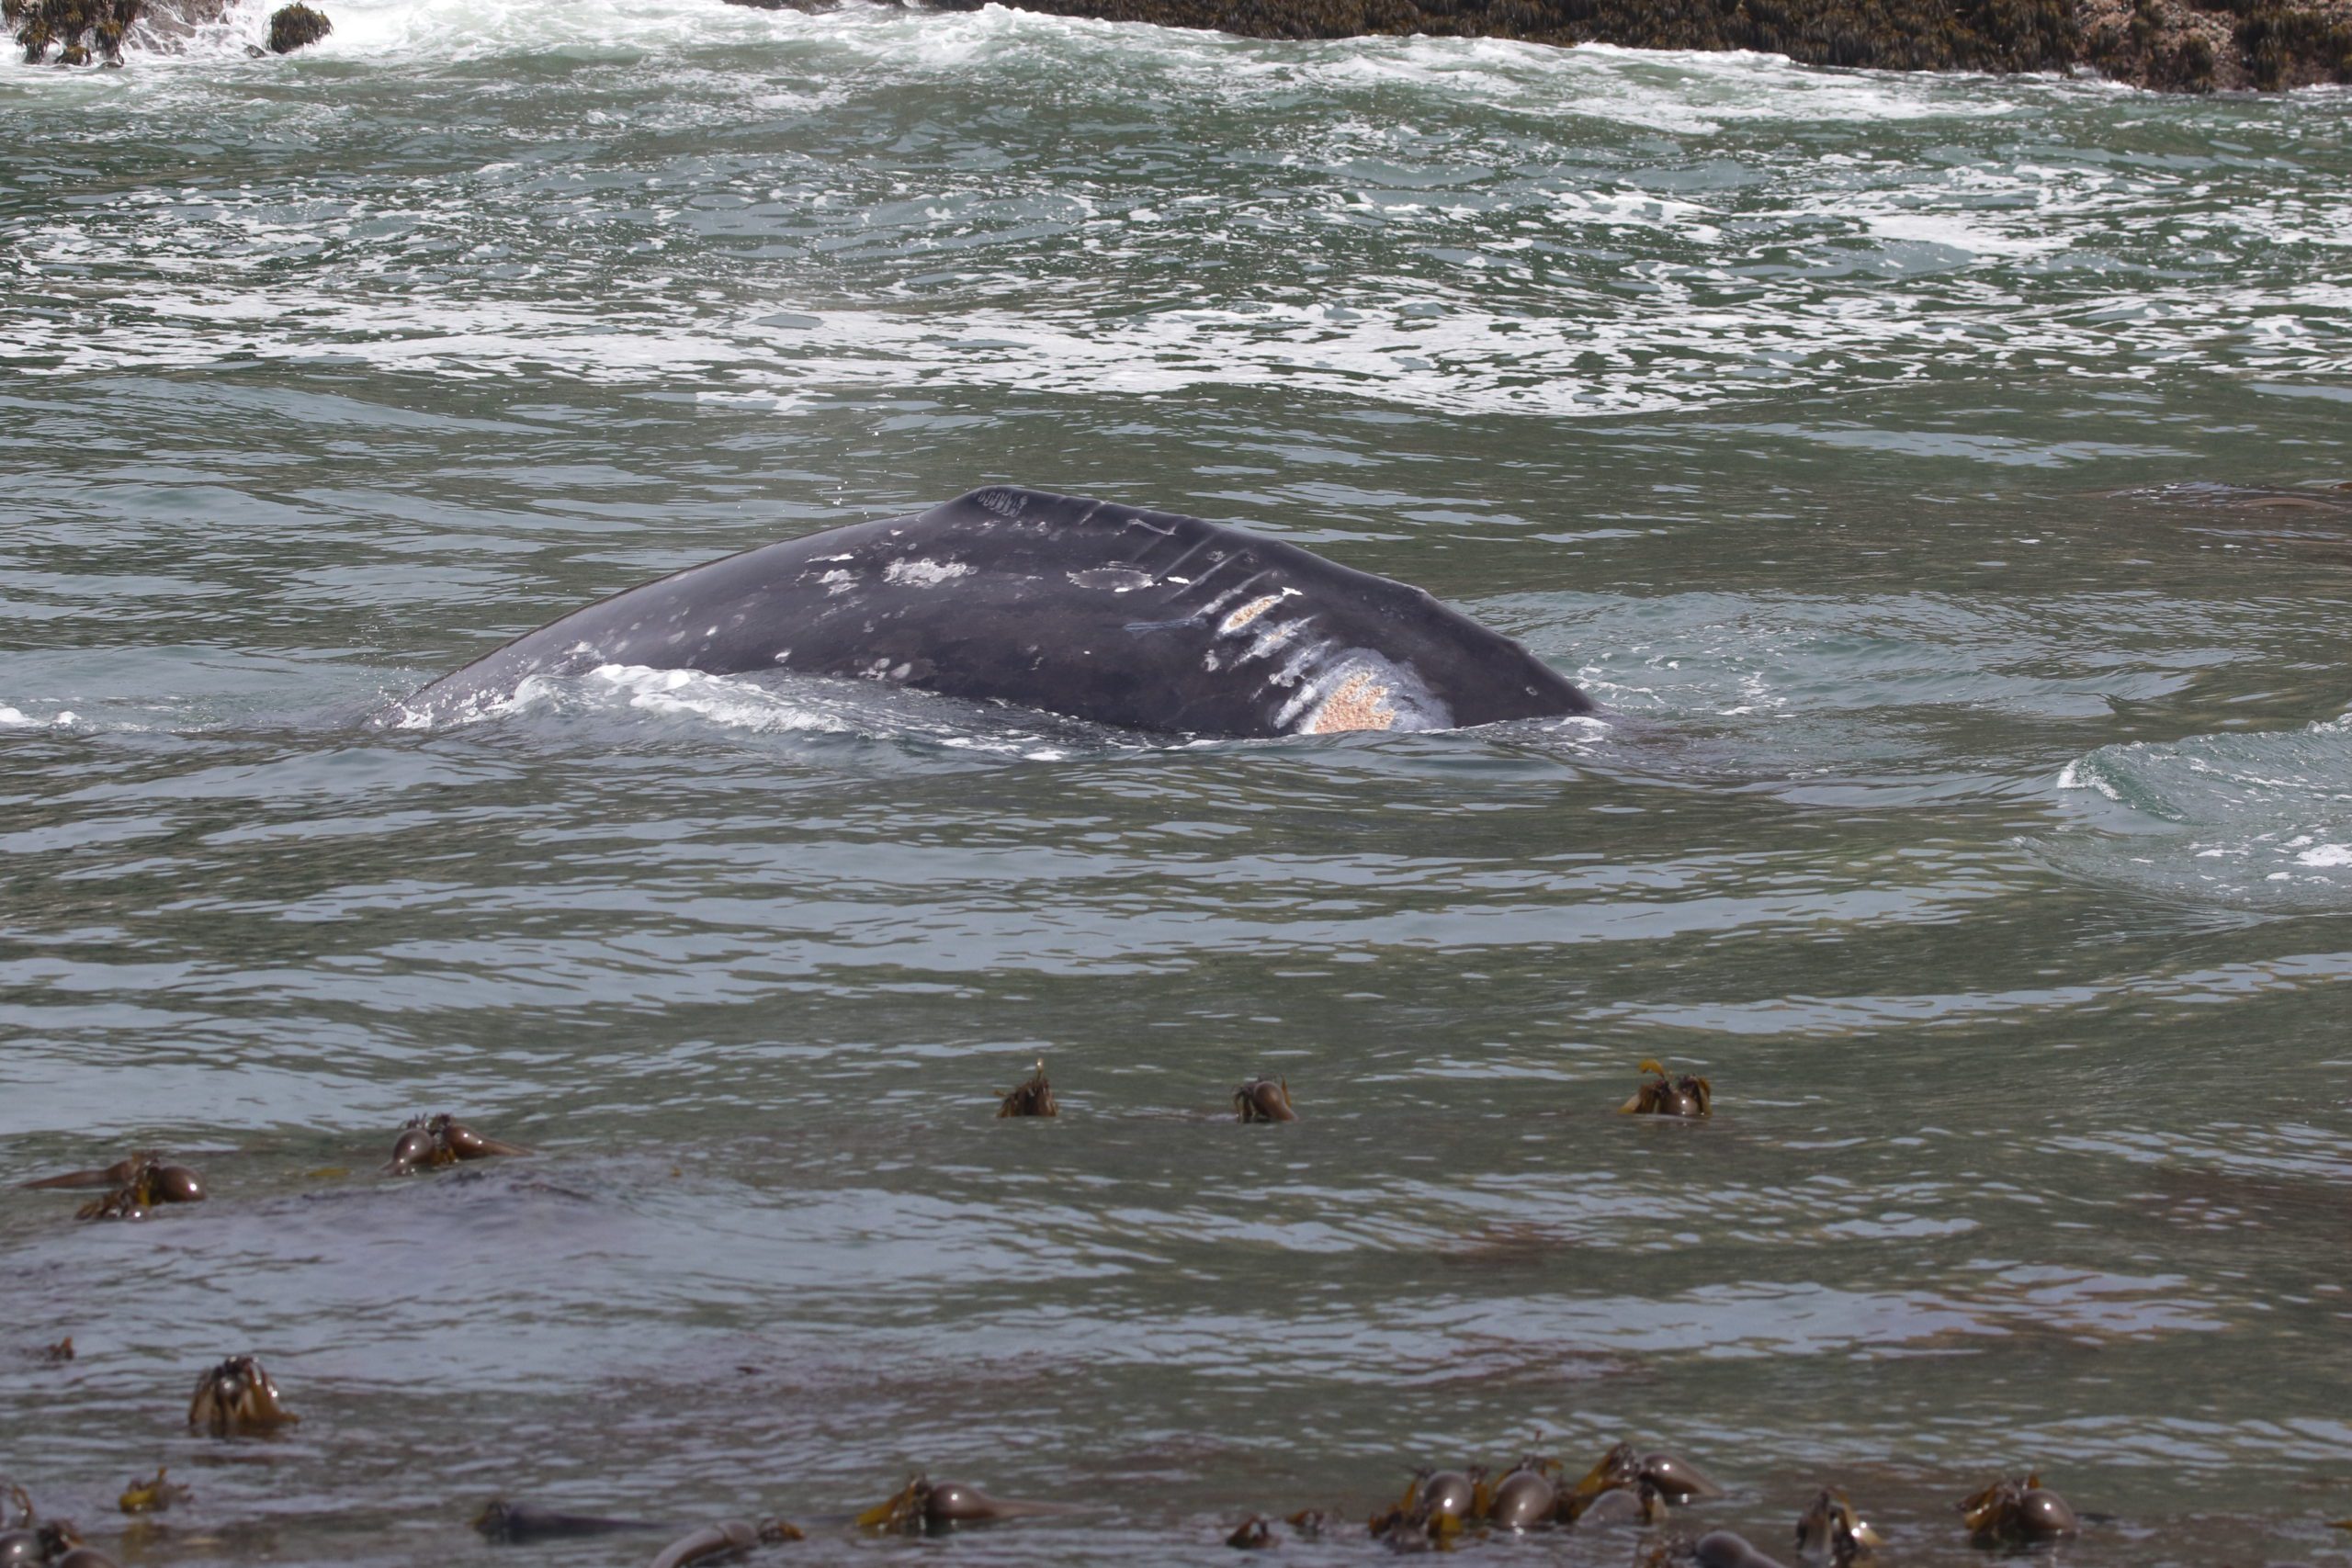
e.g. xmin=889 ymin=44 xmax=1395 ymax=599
xmin=1305 ymin=670 xmax=1397 ymax=734
xmin=1220 ymin=594 xmax=1282 ymax=634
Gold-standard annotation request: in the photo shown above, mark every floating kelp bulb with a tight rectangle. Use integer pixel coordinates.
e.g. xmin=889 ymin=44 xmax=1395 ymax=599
xmin=1620 ymin=1060 xmax=1713 ymax=1117
xmin=117 ymin=1467 xmax=188 ymax=1516
xmin=1796 ymin=1485 xmax=1884 ymax=1562
xmin=997 ymin=1062 xmax=1057 ymax=1118
xmin=857 ymin=1474 xmax=1071 ymax=1532
xmin=1638 ymin=1450 xmax=1724 ymax=1504
xmin=1483 ymin=1467 xmax=1557 ymax=1530
xmin=386 ymin=1113 xmax=529 ymax=1174
xmin=1407 ymin=1469 xmax=1478 ymax=1527
xmin=187 ymin=1355 xmax=299 ymax=1437
xmin=1233 ymin=1077 xmax=1297 ymax=1122
xmin=1958 ymin=1474 xmax=2078 ymax=1543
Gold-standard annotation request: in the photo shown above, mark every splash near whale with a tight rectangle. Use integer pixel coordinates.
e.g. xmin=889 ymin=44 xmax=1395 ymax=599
xmin=385 ymin=486 xmax=1594 ymax=739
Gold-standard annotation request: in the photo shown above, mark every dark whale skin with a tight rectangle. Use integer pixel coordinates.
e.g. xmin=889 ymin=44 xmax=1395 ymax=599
xmin=382 ymin=486 xmax=1593 ymax=739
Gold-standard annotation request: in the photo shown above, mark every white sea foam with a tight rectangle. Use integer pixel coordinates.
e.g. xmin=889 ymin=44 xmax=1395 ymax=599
xmin=2055 ymin=759 xmax=2123 ymax=801
xmin=11 ymin=0 xmax=2346 ymax=423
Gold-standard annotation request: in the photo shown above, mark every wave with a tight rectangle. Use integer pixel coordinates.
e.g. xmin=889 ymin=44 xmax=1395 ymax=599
xmin=2045 ymin=709 xmax=2352 ymax=907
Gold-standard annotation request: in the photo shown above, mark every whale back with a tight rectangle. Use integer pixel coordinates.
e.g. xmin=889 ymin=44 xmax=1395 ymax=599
xmin=390 ymin=486 xmax=1591 ymax=738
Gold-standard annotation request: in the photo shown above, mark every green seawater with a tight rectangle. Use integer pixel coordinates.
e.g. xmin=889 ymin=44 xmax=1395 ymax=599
xmin=3 ymin=6 xmax=2349 ymax=1563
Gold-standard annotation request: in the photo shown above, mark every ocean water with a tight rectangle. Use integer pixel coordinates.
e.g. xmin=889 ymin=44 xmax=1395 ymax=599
xmin=4 ymin=4 xmax=2350 ymax=1563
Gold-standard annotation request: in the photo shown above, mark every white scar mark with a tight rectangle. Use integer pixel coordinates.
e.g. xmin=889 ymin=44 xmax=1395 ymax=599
xmin=1240 ymin=619 xmax=1305 ymax=662
xmin=1219 ymin=592 xmax=1293 ymax=634
xmin=884 ymin=558 xmax=972 ymax=587
xmin=1069 ymin=567 xmax=1154 ymax=592
xmin=819 ymin=569 xmax=855 ymax=595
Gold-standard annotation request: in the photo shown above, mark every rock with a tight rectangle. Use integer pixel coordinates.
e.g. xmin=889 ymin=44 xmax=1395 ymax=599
xmin=919 ymin=0 xmax=2352 ymax=89
xmin=2077 ymin=0 xmax=2352 ymax=87
xmin=132 ymin=0 xmax=232 ymax=47
xmin=7 ymin=0 xmax=144 ymax=65
xmin=266 ymin=0 xmax=327 ymax=51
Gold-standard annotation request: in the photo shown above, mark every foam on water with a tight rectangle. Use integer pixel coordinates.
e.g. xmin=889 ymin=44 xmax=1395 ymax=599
xmin=8 ymin=0 xmax=2346 ymax=422
xmin=0 ymin=704 xmax=79 ymax=728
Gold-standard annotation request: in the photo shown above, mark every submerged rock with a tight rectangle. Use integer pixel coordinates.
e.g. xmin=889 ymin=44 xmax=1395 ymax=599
xmin=920 ymin=0 xmax=2351 ymax=89
xmin=266 ymin=0 xmax=327 ymax=51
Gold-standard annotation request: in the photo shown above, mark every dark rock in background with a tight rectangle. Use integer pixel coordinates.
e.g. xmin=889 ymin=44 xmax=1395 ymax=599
xmin=266 ymin=0 xmax=329 ymax=51
xmin=918 ymin=0 xmax=2351 ymax=88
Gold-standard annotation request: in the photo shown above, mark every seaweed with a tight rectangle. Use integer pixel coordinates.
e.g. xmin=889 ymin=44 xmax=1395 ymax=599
xmin=8 ymin=0 xmax=142 ymax=65
xmin=266 ymin=0 xmax=328 ymax=52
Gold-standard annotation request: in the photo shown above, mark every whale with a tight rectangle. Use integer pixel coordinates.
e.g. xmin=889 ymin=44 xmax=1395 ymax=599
xmin=383 ymin=485 xmax=1594 ymax=739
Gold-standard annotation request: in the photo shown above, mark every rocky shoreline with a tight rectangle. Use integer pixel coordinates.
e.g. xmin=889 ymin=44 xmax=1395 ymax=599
xmin=7 ymin=0 xmax=328 ymax=62
xmin=11 ymin=0 xmax=2346 ymax=89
